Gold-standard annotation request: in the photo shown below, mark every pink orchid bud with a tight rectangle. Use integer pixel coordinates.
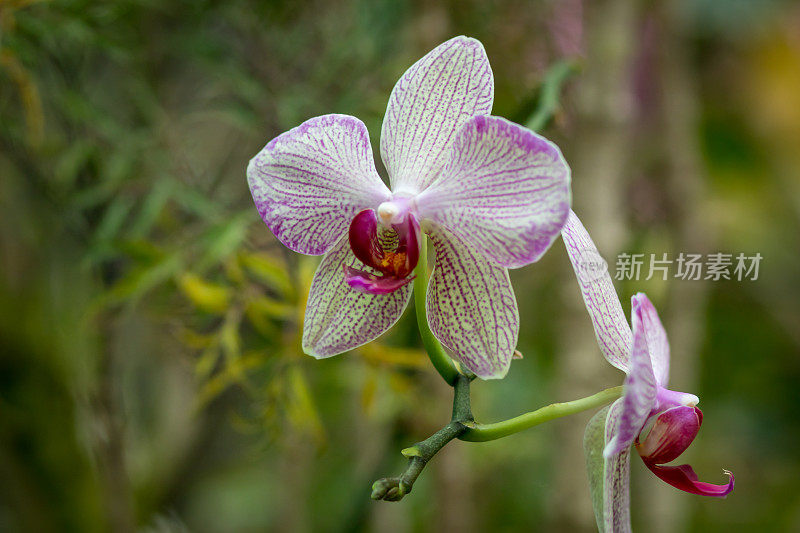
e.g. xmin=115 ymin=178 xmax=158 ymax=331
xmin=636 ymin=405 xmax=734 ymax=498
xmin=636 ymin=405 xmax=701 ymax=464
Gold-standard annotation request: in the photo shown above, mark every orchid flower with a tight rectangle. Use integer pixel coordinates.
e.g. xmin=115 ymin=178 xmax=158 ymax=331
xmin=247 ymin=37 xmax=571 ymax=379
xmin=561 ymin=211 xmax=734 ymax=531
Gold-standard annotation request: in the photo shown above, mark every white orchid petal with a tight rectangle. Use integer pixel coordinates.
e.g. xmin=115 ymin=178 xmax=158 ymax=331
xmin=561 ymin=211 xmax=632 ymax=373
xmin=303 ymin=236 xmax=411 ymax=357
xmin=426 ymin=225 xmax=518 ymax=379
xmin=381 ymin=36 xmax=493 ymax=192
xmin=633 ymin=292 xmax=670 ymax=387
xmin=417 ymin=115 xmax=570 ymax=268
xmin=248 ymin=114 xmax=390 ymax=255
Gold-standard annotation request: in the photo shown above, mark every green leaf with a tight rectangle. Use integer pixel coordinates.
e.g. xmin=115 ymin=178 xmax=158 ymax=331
xmin=195 ymin=211 xmax=252 ymax=271
xmin=93 ymin=195 xmax=136 ymax=245
xmin=584 ymin=401 xmax=631 ymax=533
xmin=584 ymin=405 xmax=610 ymax=533
xmin=128 ymin=179 xmax=173 ymax=238
xmin=54 ymin=139 xmax=95 ymax=189
xmin=98 ymin=251 xmax=183 ymax=308
xmin=525 ymin=59 xmax=580 ymax=132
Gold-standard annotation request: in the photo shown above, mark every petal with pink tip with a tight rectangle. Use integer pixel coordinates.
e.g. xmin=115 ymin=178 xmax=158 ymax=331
xmin=604 ymin=297 xmax=659 ymax=458
xmin=248 ymin=114 xmax=391 ymax=255
xmin=426 ymin=225 xmax=518 ymax=379
xmin=643 ymin=464 xmax=734 ymax=498
xmin=303 ymin=236 xmax=411 ymax=357
xmin=632 ymin=292 xmax=670 ymax=386
xmin=561 ymin=211 xmax=632 ymax=373
xmin=416 ymin=115 xmax=571 ymax=269
xmin=381 ymin=36 xmax=494 ymax=192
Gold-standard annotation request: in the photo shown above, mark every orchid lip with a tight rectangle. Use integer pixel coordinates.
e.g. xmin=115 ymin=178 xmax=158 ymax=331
xmin=346 ymin=209 xmax=420 ymax=294
xmin=344 ymin=266 xmax=415 ymax=294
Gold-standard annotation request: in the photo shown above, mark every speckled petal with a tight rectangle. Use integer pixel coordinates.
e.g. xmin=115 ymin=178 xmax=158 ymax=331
xmin=248 ymin=114 xmax=391 ymax=255
xmin=561 ymin=211 xmax=632 ymax=373
xmin=303 ymin=236 xmax=412 ymax=357
xmin=381 ymin=36 xmax=494 ymax=192
xmin=416 ymin=115 xmax=570 ymax=268
xmin=425 ymin=225 xmax=518 ymax=379
xmin=632 ymin=292 xmax=670 ymax=387
xmin=604 ymin=296 xmax=659 ymax=458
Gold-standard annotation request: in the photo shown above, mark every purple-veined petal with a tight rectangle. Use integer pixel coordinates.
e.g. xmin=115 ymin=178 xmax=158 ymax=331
xmin=643 ymin=463 xmax=734 ymax=498
xmin=415 ymin=115 xmax=571 ymax=268
xmin=584 ymin=400 xmax=632 ymax=533
xmin=633 ymin=292 xmax=670 ymax=386
xmin=636 ymin=405 xmax=701 ymax=465
xmin=604 ymin=297 xmax=659 ymax=458
xmin=248 ymin=114 xmax=391 ymax=255
xmin=561 ymin=211 xmax=632 ymax=373
xmin=425 ymin=225 xmax=518 ymax=379
xmin=303 ymin=236 xmax=412 ymax=357
xmin=381 ymin=36 xmax=494 ymax=192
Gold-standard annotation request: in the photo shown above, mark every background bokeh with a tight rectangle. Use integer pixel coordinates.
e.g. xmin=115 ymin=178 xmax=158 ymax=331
xmin=2 ymin=1 xmax=799 ymax=531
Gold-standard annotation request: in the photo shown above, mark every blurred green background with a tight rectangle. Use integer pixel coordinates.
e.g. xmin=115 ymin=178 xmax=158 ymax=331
xmin=2 ymin=0 xmax=799 ymax=531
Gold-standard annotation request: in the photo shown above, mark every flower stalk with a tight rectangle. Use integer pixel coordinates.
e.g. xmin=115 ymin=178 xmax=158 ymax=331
xmin=460 ymin=385 xmax=623 ymax=442
xmin=413 ymin=236 xmax=461 ymax=386
xmin=371 ymin=374 xmax=473 ymax=501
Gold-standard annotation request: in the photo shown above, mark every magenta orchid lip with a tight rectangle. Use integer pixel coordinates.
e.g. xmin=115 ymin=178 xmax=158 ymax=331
xmin=345 ymin=208 xmax=420 ymax=294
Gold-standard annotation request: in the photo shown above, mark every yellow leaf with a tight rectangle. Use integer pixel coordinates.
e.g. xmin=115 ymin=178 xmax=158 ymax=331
xmin=361 ymin=369 xmax=378 ymax=416
xmin=246 ymin=295 xmax=295 ymax=320
xmin=359 ymin=343 xmax=428 ymax=369
xmin=178 ymin=272 xmax=231 ymax=313
xmin=286 ymin=366 xmax=325 ymax=445
xmin=239 ymin=251 xmax=293 ymax=297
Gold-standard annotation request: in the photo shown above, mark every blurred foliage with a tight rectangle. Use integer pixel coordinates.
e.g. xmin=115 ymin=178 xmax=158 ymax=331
xmin=1 ymin=0 xmax=799 ymax=532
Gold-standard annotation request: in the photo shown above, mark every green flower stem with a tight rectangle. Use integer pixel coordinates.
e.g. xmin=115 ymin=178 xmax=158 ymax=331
xmin=413 ymin=236 xmax=460 ymax=386
xmin=371 ymin=375 xmax=473 ymax=501
xmin=459 ymin=385 xmax=623 ymax=442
